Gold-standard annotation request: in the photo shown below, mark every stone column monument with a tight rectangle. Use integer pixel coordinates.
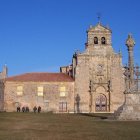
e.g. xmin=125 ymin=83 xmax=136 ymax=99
xmin=116 ymin=34 xmax=140 ymax=120
xmin=126 ymin=34 xmax=135 ymax=86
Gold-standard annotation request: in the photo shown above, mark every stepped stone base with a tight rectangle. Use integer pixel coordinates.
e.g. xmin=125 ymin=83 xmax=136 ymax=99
xmin=116 ymin=93 xmax=140 ymax=120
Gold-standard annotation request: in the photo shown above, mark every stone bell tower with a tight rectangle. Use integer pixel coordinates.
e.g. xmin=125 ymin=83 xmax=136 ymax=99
xmin=85 ymin=23 xmax=113 ymax=55
xmin=74 ymin=22 xmax=125 ymax=113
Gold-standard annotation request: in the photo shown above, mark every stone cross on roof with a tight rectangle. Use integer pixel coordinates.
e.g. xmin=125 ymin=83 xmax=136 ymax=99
xmin=97 ymin=13 xmax=101 ymax=24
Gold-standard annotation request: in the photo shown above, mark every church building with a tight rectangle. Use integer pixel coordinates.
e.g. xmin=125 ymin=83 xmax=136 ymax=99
xmin=0 ymin=22 xmax=126 ymax=113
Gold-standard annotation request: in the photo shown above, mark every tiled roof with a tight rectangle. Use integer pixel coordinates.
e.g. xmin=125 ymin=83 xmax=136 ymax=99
xmin=6 ymin=73 xmax=74 ymax=82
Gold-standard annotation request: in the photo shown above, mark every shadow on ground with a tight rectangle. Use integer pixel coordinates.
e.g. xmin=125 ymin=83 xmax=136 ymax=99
xmin=79 ymin=113 xmax=115 ymax=120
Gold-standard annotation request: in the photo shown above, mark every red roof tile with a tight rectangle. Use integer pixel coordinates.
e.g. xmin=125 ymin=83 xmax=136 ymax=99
xmin=6 ymin=73 xmax=74 ymax=82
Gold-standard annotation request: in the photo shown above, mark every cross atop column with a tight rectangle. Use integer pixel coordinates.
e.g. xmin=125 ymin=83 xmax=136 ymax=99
xmin=126 ymin=34 xmax=135 ymax=86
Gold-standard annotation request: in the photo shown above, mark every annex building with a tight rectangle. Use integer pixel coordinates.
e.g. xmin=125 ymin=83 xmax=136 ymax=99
xmin=0 ymin=22 xmax=126 ymax=113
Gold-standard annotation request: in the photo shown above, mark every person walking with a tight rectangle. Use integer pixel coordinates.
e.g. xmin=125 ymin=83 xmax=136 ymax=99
xmin=17 ymin=106 xmax=20 ymax=112
xmin=38 ymin=106 xmax=41 ymax=113
xmin=22 ymin=106 xmax=25 ymax=112
xmin=33 ymin=106 xmax=37 ymax=113
xmin=25 ymin=106 xmax=29 ymax=112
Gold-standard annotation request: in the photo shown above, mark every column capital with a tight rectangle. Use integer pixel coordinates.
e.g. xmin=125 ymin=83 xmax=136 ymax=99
xmin=126 ymin=34 xmax=135 ymax=49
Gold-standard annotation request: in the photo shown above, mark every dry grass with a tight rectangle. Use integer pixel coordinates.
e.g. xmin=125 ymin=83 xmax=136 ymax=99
xmin=0 ymin=112 xmax=140 ymax=140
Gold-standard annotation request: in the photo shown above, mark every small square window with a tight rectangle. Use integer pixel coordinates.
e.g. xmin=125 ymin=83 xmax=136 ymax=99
xmin=17 ymin=86 xmax=23 ymax=96
xmin=59 ymin=86 xmax=67 ymax=97
xmin=37 ymin=86 xmax=43 ymax=96
xmin=17 ymin=91 xmax=23 ymax=96
xmin=60 ymin=92 xmax=66 ymax=97
xmin=38 ymin=92 xmax=43 ymax=96
xmin=60 ymin=86 xmax=66 ymax=92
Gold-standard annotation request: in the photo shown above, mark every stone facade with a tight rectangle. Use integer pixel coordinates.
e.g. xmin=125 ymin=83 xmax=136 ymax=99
xmin=4 ymin=80 xmax=74 ymax=112
xmin=72 ymin=23 xmax=125 ymax=113
xmin=0 ymin=22 xmax=126 ymax=113
xmin=0 ymin=81 xmax=4 ymax=110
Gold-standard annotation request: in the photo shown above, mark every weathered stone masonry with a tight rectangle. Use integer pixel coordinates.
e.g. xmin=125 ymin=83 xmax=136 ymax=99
xmin=0 ymin=22 xmax=127 ymax=113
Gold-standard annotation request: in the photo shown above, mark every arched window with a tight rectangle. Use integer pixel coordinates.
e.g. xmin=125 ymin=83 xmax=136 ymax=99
xmin=101 ymin=37 xmax=106 ymax=44
xmin=94 ymin=37 xmax=98 ymax=44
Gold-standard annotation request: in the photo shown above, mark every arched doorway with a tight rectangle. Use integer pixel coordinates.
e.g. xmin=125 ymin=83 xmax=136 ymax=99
xmin=95 ymin=94 xmax=107 ymax=112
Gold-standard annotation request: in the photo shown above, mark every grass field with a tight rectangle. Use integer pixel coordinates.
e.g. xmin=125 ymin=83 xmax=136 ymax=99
xmin=0 ymin=113 xmax=140 ymax=140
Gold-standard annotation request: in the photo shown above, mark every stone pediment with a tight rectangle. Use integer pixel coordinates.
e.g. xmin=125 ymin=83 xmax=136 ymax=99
xmin=88 ymin=23 xmax=111 ymax=33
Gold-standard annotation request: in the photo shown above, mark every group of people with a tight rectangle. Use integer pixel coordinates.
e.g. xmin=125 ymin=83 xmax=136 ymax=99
xmin=33 ymin=106 xmax=41 ymax=113
xmin=17 ymin=106 xmax=41 ymax=113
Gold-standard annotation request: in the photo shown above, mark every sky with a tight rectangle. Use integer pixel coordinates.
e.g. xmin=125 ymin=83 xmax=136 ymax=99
xmin=0 ymin=0 xmax=140 ymax=76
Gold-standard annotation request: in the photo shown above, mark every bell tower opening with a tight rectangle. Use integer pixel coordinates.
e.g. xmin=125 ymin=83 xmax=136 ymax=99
xmin=101 ymin=37 xmax=106 ymax=44
xmin=85 ymin=22 xmax=113 ymax=55
xmin=94 ymin=37 xmax=98 ymax=44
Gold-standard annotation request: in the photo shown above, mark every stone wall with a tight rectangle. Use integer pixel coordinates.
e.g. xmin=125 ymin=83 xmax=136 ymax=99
xmin=0 ymin=81 xmax=4 ymax=111
xmin=74 ymin=53 xmax=125 ymax=113
xmin=4 ymin=81 xmax=74 ymax=113
xmin=75 ymin=55 xmax=90 ymax=113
